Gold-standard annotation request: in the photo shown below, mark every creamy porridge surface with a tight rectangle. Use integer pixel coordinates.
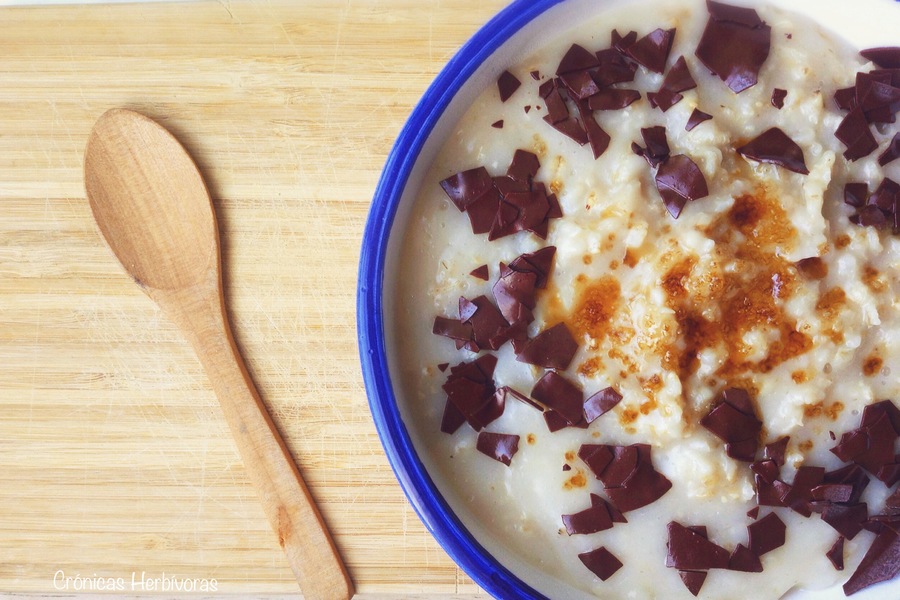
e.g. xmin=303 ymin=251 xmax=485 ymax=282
xmin=392 ymin=0 xmax=900 ymax=598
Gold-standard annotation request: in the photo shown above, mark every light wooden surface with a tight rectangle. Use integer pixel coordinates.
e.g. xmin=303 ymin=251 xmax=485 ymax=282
xmin=0 ymin=0 xmax=508 ymax=596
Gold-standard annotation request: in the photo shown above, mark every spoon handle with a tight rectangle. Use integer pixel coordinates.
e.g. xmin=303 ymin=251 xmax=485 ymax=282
xmin=156 ymin=281 xmax=354 ymax=600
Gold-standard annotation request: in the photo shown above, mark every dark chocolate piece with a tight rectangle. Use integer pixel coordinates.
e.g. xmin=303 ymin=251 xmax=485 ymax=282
xmin=695 ymin=0 xmax=771 ymax=93
xmin=476 ymin=431 xmax=519 ymax=466
xmin=632 ymin=125 xmax=670 ymax=167
xmin=560 ymin=70 xmax=601 ymax=101
xmin=700 ymin=388 xmax=762 ymax=462
xmin=611 ymin=29 xmax=638 ymax=54
xmin=827 ymin=536 xmax=845 ymax=571
xmin=507 ymin=149 xmax=541 ymax=183
xmin=678 ymin=570 xmax=708 ymax=596
xmin=861 ymin=47 xmax=900 ymax=69
xmin=878 ymin=132 xmax=900 ymax=166
xmin=516 ymin=323 xmax=579 ymax=370
xmin=530 ymin=70 xmax=541 ymax=81
xmin=497 ymin=70 xmax=521 ymax=102
xmin=779 ymin=465 xmax=825 ymax=517
xmin=685 ymin=108 xmax=713 ymax=131
xmin=728 ymin=544 xmax=763 ymax=572
xmin=440 ymin=167 xmax=493 ymax=211
xmin=459 ymin=295 xmax=512 ymax=351
xmin=588 ymin=88 xmax=641 ymax=111
xmin=843 ymin=528 xmax=900 ymax=596
xmin=441 ymin=355 xmax=498 ymax=431
xmin=830 ymin=401 xmax=900 ymax=480
xmin=736 ymin=127 xmax=809 ymax=174
xmin=440 ymin=399 xmax=466 ymax=434
xmin=771 ymin=88 xmax=787 ymax=109
xmin=531 ymin=371 xmax=583 ymax=425
xmin=821 ymin=502 xmax=868 ymax=540
xmin=578 ymin=444 xmax=614 ymax=478
xmin=835 ymin=106 xmax=878 ymax=161
xmin=557 ymin=44 xmax=600 ymax=75
xmin=594 ymin=47 xmax=639 ymax=87
xmin=544 ymin=409 xmax=588 ymax=432
xmin=575 ymin=99 xmax=612 ymax=159
xmin=747 ymin=512 xmax=786 ymax=556
xmin=578 ymin=546 xmax=623 ymax=581
xmin=583 ymin=387 xmax=623 ymax=423
xmin=562 ymin=493 xmax=615 ymax=535
xmin=666 ymin=521 xmax=730 ymax=570
xmin=844 ymin=182 xmax=869 ymax=208
xmin=655 ymin=154 xmax=710 ymax=219
xmin=764 ymin=436 xmax=789 ymax=467
xmin=470 ymin=264 xmax=489 ymax=280
xmin=648 ymin=56 xmax=697 ymax=111
xmin=601 ymin=444 xmax=673 ymax=512
xmin=491 ymin=120 xmax=504 ymax=129
xmin=626 ymin=28 xmax=675 ymax=74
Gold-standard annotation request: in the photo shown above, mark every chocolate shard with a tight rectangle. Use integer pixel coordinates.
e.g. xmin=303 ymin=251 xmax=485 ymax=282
xmin=476 ymin=431 xmax=519 ymax=466
xmin=861 ymin=47 xmax=900 ymax=69
xmin=497 ymin=70 xmax=521 ymax=102
xmin=835 ymin=106 xmax=878 ymax=161
xmin=843 ymin=528 xmax=900 ymax=596
xmin=470 ymin=264 xmax=489 ymax=281
xmin=666 ymin=522 xmax=730 ymax=570
xmin=603 ymin=444 xmax=673 ymax=512
xmin=822 ymin=503 xmax=868 ymax=540
xmin=824 ymin=464 xmax=871 ymax=505
xmin=728 ymin=544 xmax=763 ymax=572
xmin=557 ymin=44 xmax=600 ymax=75
xmin=771 ymin=88 xmax=787 ymax=109
xmin=626 ymin=28 xmax=675 ymax=74
xmin=578 ymin=546 xmax=623 ymax=581
xmin=655 ymin=154 xmax=710 ymax=219
xmin=588 ymin=88 xmax=641 ymax=111
xmin=544 ymin=409 xmax=588 ymax=432
xmin=611 ymin=29 xmax=638 ymax=54
xmin=509 ymin=246 xmax=556 ymax=289
xmin=440 ymin=399 xmax=466 ymax=434
xmin=678 ymin=570 xmax=708 ymax=597
xmin=433 ymin=315 xmax=474 ymax=346
xmin=779 ymin=466 xmax=825 ymax=517
xmin=463 ymin=186 xmax=501 ymax=235
xmin=632 ymin=125 xmax=670 ymax=167
xmin=831 ymin=401 xmax=900 ymax=478
xmin=459 ymin=295 xmax=511 ymax=351
xmin=441 ymin=355 xmax=498 ymax=431
xmin=764 ymin=436 xmax=790 ymax=467
xmin=844 ymin=182 xmax=870 ymax=208
xmin=507 ymin=149 xmax=541 ymax=183
xmin=583 ymin=386 xmax=623 ymax=423
xmin=530 ymin=371 xmax=583 ymax=425
xmin=649 ymin=55 xmax=696 ymax=111
xmin=700 ymin=387 xmax=762 ymax=462
xmin=440 ymin=167 xmax=493 ymax=211
xmin=685 ymin=108 xmax=713 ymax=131
xmin=498 ymin=385 xmax=545 ymax=412
xmin=878 ymin=132 xmax=900 ymax=166
xmin=736 ymin=127 xmax=809 ymax=174
xmin=578 ymin=443 xmax=614 ymax=478
xmin=560 ymin=69 xmax=601 ymax=100
xmin=492 ymin=263 xmax=537 ymax=327
xmin=516 ymin=322 xmax=579 ymax=370
xmin=562 ymin=493 xmax=615 ymax=535
xmin=827 ymin=536 xmax=845 ymax=571
xmin=574 ymin=99 xmax=612 ymax=159
xmin=811 ymin=483 xmax=855 ymax=504
xmin=696 ymin=0 xmax=771 ymax=93
xmin=747 ymin=512 xmax=786 ymax=556
xmin=594 ymin=47 xmax=639 ymax=87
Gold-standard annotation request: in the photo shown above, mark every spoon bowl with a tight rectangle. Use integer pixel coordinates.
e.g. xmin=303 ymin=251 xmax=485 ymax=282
xmin=84 ymin=108 xmax=353 ymax=600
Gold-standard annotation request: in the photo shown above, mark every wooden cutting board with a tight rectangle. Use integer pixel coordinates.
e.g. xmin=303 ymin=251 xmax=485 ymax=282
xmin=0 ymin=0 xmax=509 ymax=596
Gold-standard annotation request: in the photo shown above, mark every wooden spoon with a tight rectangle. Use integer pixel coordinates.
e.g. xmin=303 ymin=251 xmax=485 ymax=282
xmin=84 ymin=108 xmax=354 ymax=600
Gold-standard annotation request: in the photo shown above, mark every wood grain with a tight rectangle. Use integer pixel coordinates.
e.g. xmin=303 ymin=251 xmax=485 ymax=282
xmin=0 ymin=0 xmax=507 ymax=595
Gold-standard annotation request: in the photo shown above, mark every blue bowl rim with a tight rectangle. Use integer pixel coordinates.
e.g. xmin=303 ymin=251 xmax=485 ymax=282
xmin=356 ymin=1 xmax=565 ymax=598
